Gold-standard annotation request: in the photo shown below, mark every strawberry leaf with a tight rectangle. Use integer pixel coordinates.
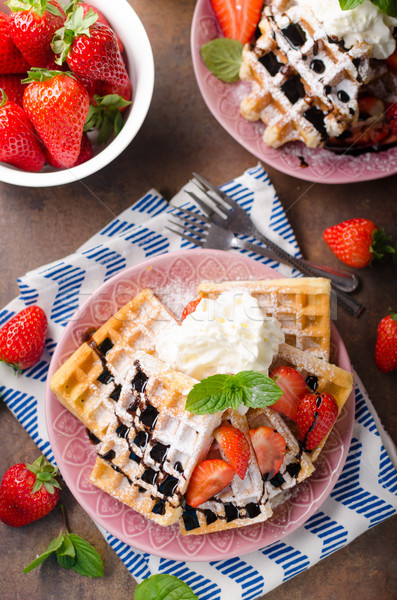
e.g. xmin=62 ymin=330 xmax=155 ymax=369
xmin=371 ymin=228 xmax=397 ymax=263
xmin=67 ymin=534 xmax=104 ymax=577
xmin=200 ymin=38 xmax=243 ymax=83
xmin=23 ymin=534 xmax=65 ymax=573
xmin=84 ymin=94 xmax=131 ymax=145
xmin=135 ymin=574 xmax=198 ymax=600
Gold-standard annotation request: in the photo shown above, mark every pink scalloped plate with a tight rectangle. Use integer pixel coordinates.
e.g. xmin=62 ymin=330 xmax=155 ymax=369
xmin=46 ymin=249 xmax=354 ymax=561
xmin=191 ymin=0 xmax=397 ymax=184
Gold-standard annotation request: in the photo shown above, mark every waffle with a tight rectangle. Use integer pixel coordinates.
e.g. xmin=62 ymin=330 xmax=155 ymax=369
xmin=89 ymin=352 xmax=222 ymax=526
xmin=179 ymin=410 xmax=273 ymax=535
xmin=49 ymin=289 xmax=177 ymax=440
xmin=197 ymin=277 xmax=331 ymax=361
xmin=239 ymin=0 xmax=374 ymax=148
xmin=264 ymin=342 xmax=354 ymax=461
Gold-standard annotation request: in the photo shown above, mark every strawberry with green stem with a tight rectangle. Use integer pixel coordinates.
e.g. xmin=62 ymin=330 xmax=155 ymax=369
xmin=0 ymin=89 xmax=46 ymax=172
xmin=323 ymin=218 xmax=397 ymax=268
xmin=0 ymin=456 xmax=60 ymax=527
xmin=65 ymin=0 xmax=124 ymax=53
xmin=0 ymin=74 xmax=25 ymax=106
xmin=84 ymin=93 xmax=131 ymax=145
xmin=0 ymin=11 xmax=30 ymax=74
xmin=52 ymin=6 xmax=132 ymax=102
xmin=23 ymin=67 xmax=90 ymax=168
xmin=375 ymin=311 xmax=397 ymax=373
xmin=6 ymin=0 xmax=66 ymax=68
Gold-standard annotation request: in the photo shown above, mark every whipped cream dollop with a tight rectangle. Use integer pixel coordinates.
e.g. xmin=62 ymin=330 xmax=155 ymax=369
xmin=295 ymin=0 xmax=397 ymax=59
xmin=156 ymin=289 xmax=284 ymax=381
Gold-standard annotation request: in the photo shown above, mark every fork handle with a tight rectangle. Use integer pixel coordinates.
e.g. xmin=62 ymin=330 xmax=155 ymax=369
xmin=235 ymin=239 xmax=365 ymax=317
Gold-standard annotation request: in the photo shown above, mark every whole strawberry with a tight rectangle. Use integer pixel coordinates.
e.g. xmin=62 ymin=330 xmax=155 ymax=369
xmin=0 ymin=305 xmax=47 ymax=370
xmin=67 ymin=0 xmax=124 ymax=53
xmin=0 ymin=11 xmax=30 ymax=74
xmin=0 ymin=456 xmax=60 ymax=527
xmin=23 ymin=68 xmax=90 ymax=168
xmin=0 ymin=89 xmax=46 ymax=172
xmin=375 ymin=311 xmax=397 ymax=373
xmin=52 ymin=6 xmax=132 ymax=101
xmin=7 ymin=0 xmax=66 ymax=68
xmin=296 ymin=392 xmax=338 ymax=451
xmin=323 ymin=218 xmax=397 ymax=268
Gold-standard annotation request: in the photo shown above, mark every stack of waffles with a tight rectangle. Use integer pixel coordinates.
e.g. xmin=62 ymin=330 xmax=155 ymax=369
xmin=50 ymin=277 xmax=353 ymax=535
xmin=239 ymin=0 xmax=389 ymax=149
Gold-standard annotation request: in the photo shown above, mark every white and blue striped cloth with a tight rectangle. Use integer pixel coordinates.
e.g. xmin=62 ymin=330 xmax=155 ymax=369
xmin=1 ymin=165 xmax=396 ymax=600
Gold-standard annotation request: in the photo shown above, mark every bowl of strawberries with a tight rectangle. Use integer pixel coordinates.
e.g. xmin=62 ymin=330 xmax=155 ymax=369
xmin=0 ymin=0 xmax=154 ymax=187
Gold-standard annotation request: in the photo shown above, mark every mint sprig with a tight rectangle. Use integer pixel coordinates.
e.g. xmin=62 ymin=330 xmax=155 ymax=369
xmin=135 ymin=574 xmax=198 ymax=600
xmin=186 ymin=370 xmax=282 ymax=415
xmin=23 ymin=505 xmax=104 ymax=578
xmin=200 ymin=38 xmax=243 ymax=82
xmin=339 ymin=0 xmax=397 ymax=17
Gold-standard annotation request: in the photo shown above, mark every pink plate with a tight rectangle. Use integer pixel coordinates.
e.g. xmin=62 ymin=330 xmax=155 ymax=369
xmin=191 ymin=0 xmax=397 ymax=185
xmin=46 ymin=249 xmax=354 ymax=561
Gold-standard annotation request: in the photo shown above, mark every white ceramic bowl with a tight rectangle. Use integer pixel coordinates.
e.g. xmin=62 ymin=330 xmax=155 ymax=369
xmin=0 ymin=0 xmax=154 ymax=187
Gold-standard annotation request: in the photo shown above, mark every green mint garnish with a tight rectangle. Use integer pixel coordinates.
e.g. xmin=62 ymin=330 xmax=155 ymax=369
xmin=185 ymin=370 xmax=282 ymax=415
xmin=23 ymin=504 xmax=104 ymax=578
xmin=339 ymin=0 xmax=397 ymax=17
xmin=135 ymin=574 xmax=198 ymax=600
xmin=200 ymin=38 xmax=243 ymax=83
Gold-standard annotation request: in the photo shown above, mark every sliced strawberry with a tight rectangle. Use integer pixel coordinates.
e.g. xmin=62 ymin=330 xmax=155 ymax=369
xmin=386 ymin=103 xmax=397 ymax=136
xmin=386 ymin=47 xmax=397 ymax=72
xmin=269 ymin=365 xmax=308 ymax=421
xmin=210 ymin=0 xmax=263 ymax=45
xmin=249 ymin=426 xmax=286 ymax=480
xmin=296 ymin=392 xmax=338 ymax=451
xmin=358 ymin=96 xmax=384 ymax=120
xmin=214 ymin=422 xmax=250 ymax=479
xmin=185 ymin=459 xmax=235 ymax=508
xmin=181 ymin=298 xmax=201 ymax=320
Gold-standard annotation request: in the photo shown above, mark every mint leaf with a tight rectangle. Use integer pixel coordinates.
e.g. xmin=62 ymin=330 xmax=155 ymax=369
xmin=370 ymin=0 xmax=397 ymax=17
xmin=56 ymin=534 xmax=76 ymax=569
xmin=68 ymin=534 xmax=104 ymax=577
xmin=338 ymin=0 xmax=365 ymax=9
xmin=234 ymin=371 xmax=283 ymax=408
xmin=23 ymin=534 xmax=65 ymax=573
xmin=200 ymin=38 xmax=243 ymax=83
xmin=186 ymin=374 xmax=242 ymax=414
xmin=135 ymin=574 xmax=198 ymax=600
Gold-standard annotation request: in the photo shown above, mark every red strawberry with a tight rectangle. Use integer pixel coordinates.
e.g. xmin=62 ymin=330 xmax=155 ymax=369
xmin=269 ymin=365 xmax=308 ymax=421
xmin=210 ymin=0 xmax=263 ymax=44
xmin=182 ymin=298 xmax=201 ymax=320
xmin=0 ymin=305 xmax=47 ymax=370
xmin=323 ymin=218 xmax=396 ymax=268
xmin=0 ymin=456 xmax=60 ymax=527
xmin=46 ymin=131 xmax=93 ymax=167
xmin=185 ymin=459 xmax=235 ymax=508
xmin=73 ymin=1 xmax=124 ymax=53
xmin=375 ymin=312 xmax=397 ymax=373
xmin=358 ymin=96 xmax=385 ymax=120
xmin=0 ymin=89 xmax=45 ymax=172
xmin=7 ymin=0 xmax=65 ymax=68
xmin=249 ymin=426 xmax=286 ymax=479
xmin=0 ymin=11 xmax=30 ymax=74
xmin=23 ymin=68 xmax=90 ymax=169
xmin=0 ymin=74 xmax=25 ymax=106
xmin=386 ymin=47 xmax=397 ymax=72
xmin=296 ymin=392 xmax=338 ymax=451
xmin=386 ymin=103 xmax=397 ymax=136
xmin=214 ymin=422 xmax=250 ymax=479
xmin=52 ymin=6 xmax=132 ymax=102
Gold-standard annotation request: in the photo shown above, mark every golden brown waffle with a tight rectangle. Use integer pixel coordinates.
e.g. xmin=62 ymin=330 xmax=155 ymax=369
xmin=90 ymin=352 xmax=222 ymax=526
xmin=239 ymin=0 xmax=373 ymax=148
xmin=179 ymin=410 xmax=273 ymax=535
xmin=197 ymin=277 xmax=331 ymax=361
xmin=49 ymin=289 xmax=177 ymax=440
xmin=265 ymin=342 xmax=354 ymax=461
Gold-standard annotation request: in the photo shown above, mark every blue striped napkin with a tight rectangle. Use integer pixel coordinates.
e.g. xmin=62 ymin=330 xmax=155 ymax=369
xmin=1 ymin=164 xmax=396 ymax=600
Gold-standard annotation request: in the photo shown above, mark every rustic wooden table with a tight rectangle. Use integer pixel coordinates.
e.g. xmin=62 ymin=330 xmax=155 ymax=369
xmin=0 ymin=1 xmax=396 ymax=599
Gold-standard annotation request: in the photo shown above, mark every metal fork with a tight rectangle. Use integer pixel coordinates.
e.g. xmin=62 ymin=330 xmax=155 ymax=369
xmin=167 ymin=206 xmax=365 ymax=318
xmin=189 ymin=173 xmax=360 ymax=294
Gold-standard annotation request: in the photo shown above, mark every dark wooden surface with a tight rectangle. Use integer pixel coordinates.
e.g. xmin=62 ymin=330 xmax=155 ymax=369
xmin=0 ymin=1 xmax=396 ymax=599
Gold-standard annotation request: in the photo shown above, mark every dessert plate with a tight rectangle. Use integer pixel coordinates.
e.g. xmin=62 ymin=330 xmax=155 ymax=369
xmin=191 ymin=0 xmax=397 ymax=185
xmin=46 ymin=249 xmax=355 ymax=561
